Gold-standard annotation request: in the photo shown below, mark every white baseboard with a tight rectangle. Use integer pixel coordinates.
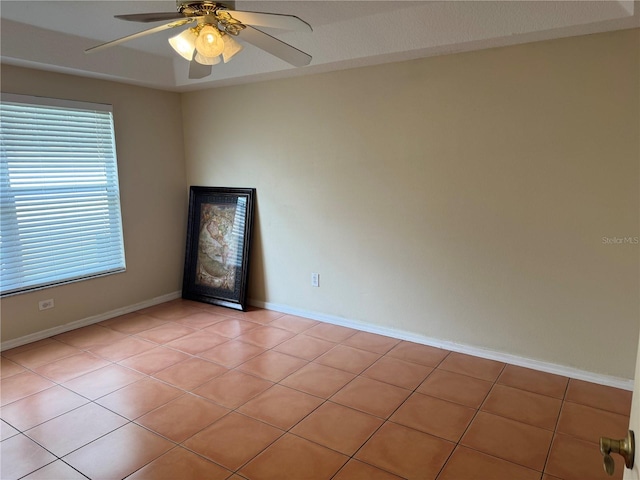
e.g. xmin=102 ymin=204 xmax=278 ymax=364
xmin=1 ymin=291 xmax=182 ymax=352
xmin=3 ymin=293 xmax=632 ymax=391
xmin=249 ymin=298 xmax=634 ymax=391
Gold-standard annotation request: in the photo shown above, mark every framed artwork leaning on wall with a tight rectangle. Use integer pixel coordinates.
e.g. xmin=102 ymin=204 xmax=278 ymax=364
xmin=182 ymin=186 xmax=256 ymax=311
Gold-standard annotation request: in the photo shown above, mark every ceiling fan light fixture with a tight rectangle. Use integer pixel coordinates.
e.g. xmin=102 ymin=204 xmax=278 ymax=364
xmin=168 ymin=28 xmax=197 ymax=61
xmin=222 ymin=34 xmax=243 ymax=63
xmin=194 ymin=52 xmax=221 ymax=65
xmin=195 ymin=25 xmax=224 ymax=58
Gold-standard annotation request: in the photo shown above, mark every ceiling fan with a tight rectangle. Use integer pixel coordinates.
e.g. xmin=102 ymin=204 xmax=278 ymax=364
xmin=85 ymin=1 xmax=312 ymax=79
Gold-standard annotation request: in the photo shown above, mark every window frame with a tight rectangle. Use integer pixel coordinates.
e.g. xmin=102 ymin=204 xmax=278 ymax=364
xmin=0 ymin=93 xmax=126 ymax=297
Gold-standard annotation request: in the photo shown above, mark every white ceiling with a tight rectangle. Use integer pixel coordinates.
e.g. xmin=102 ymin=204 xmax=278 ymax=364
xmin=1 ymin=0 xmax=638 ymax=92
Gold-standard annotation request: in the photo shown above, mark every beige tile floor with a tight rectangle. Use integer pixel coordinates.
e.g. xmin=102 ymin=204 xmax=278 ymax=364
xmin=0 ymin=299 xmax=633 ymax=480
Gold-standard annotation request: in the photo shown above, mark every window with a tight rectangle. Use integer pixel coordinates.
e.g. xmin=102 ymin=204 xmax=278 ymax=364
xmin=0 ymin=93 xmax=126 ymax=296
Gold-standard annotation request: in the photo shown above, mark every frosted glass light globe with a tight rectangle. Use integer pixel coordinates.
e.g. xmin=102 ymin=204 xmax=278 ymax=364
xmin=168 ymin=28 xmax=197 ymax=61
xmin=195 ymin=25 xmax=224 ymax=58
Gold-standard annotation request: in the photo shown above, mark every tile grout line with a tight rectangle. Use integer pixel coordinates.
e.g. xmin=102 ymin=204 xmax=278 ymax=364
xmin=540 ymin=375 xmax=573 ymax=478
xmin=322 ymin=347 xmax=442 ymax=479
xmin=2 ymin=303 xmax=632 ymax=480
xmin=0 ymin=305 xmax=237 ymax=478
xmin=240 ymin=336 xmax=439 ymax=478
xmin=136 ymin=317 xmax=366 ymax=477
xmin=336 ymin=349 xmax=453 ymax=480
xmin=3 ymin=309 xmax=225 ymax=476
xmin=5 ymin=333 xmax=497 ymax=478
xmin=431 ymin=362 xmax=509 ymax=480
xmin=6 ymin=335 xmax=399 ymax=479
xmin=213 ymin=326 xmax=395 ymax=477
xmin=446 ymin=360 xmax=572 ymax=478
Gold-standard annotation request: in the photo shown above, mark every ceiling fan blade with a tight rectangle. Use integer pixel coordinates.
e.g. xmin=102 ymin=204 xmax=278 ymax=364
xmin=189 ymin=60 xmax=213 ymax=79
xmin=115 ymin=12 xmax=185 ymax=23
xmin=84 ymin=19 xmax=196 ymax=54
xmin=224 ymin=10 xmax=312 ymax=31
xmin=240 ymin=26 xmax=311 ymax=67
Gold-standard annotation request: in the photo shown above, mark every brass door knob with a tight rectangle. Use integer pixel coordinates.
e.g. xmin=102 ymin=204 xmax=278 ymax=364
xmin=600 ymin=430 xmax=635 ymax=476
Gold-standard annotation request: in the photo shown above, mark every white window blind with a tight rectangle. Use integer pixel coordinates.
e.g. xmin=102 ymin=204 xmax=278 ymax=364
xmin=0 ymin=93 xmax=126 ymax=296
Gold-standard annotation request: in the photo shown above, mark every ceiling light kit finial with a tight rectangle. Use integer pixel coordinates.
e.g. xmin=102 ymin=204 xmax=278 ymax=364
xmin=85 ymin=0 xmax=313 ymax=79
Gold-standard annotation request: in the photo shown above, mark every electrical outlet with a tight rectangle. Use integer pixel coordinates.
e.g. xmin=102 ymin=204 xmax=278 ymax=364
xmin=38 ymin=299 xmax=54 ymax=311
xmin=311 ymin=272 xmax=320 ymax=287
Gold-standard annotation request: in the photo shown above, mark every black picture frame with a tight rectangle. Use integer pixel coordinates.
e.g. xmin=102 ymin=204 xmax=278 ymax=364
xmin=182 ymin=186 xmax=256 ymax=311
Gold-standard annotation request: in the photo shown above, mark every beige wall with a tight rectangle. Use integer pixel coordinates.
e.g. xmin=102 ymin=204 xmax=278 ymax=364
xmin=2 ymin=29 xmax=637 ymax=379
xmin=1 ymin=65 xmax=188 ymax=341
xmin=182 ymin=29 xmax=639 ymax=378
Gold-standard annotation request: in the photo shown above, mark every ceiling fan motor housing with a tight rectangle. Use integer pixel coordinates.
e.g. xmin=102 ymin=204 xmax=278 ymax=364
xmin=175 ymin=1 xmax=243 ymax=35
xmin=176 ymin=1 xmax=236 ymax=16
